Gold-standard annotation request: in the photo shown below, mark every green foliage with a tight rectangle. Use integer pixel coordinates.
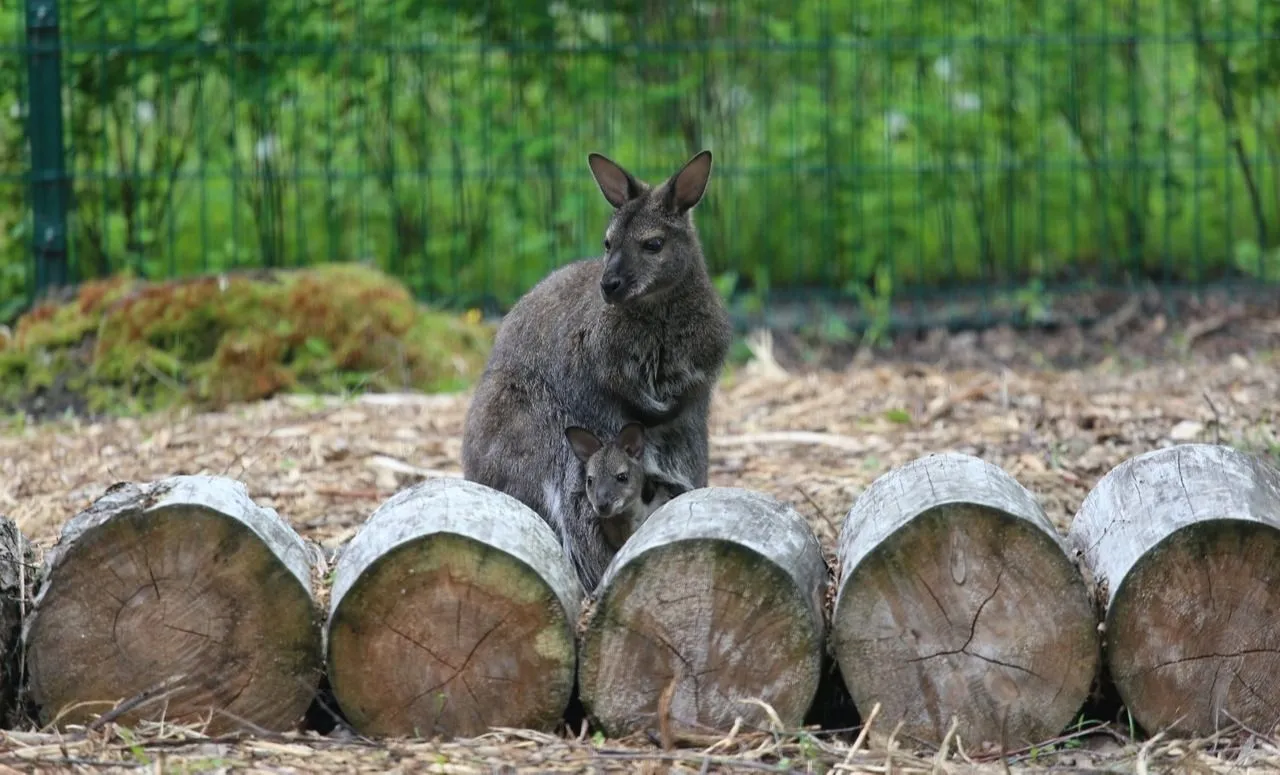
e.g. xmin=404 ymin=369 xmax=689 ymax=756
xmin=3 ymin=0 xmax=1280 ymax=314
xmin=0 ymin=263 xmax=494 ymax=416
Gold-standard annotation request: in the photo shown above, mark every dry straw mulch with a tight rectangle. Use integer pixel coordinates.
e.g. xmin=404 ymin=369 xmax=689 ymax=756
xmin=4 ymin=717 xmax=1280 ymax=773
xmin=0 ymin=306 xmax=1278 ymax=772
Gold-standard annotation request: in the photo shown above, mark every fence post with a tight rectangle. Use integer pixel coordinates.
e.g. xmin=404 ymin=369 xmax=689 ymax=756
xmin=24 ymin=0 xmax=70 ymax=298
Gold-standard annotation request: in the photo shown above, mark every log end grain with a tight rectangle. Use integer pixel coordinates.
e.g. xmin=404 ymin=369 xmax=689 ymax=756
xmin=1106 ymin=519 xmax=1280 ymax=736
xmin=24 ymin=477 xmax=324 ymax=733
xmin=1069 ymin=444 xmax=1280 ymax=737
xmin=834 ymin=494 xmax=1098 ymax=748
xmin=579 ymin=487 xmax=828 ymax=738
xmin=326 ymin=478 xmax=580 ymax=738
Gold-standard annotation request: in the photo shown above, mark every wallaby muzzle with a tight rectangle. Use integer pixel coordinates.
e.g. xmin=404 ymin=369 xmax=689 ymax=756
xmin=600 ymin=255 xmax=631 ymax=304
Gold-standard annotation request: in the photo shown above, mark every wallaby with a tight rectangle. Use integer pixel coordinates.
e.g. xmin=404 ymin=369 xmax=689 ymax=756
xmin=564 ymin=422 xmax=652 ymax=551
xmin=461 ymin=149 xmax=732 ymax=592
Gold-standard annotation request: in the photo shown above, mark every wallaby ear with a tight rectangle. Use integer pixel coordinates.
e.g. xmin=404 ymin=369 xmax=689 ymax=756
xmin=587 ymin=153 xmax=644 ymax=209
xmin=565 ymin=426 xmax=603 ymax=463
xmin=660 ymin=149 xmax=713 ymax=215
xmin=617 ymin=422 xmax=645 ymax=459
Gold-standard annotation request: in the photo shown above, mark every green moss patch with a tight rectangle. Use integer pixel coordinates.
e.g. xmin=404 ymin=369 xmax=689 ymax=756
xmin=0 ymin=264 xmax=494 ymax=420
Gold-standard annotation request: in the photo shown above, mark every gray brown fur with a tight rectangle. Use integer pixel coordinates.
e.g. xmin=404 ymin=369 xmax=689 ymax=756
xmin=565 ymin=422 xmax=651 ymax=553
xmin=461 ymin=150 xmax=733 ymax=592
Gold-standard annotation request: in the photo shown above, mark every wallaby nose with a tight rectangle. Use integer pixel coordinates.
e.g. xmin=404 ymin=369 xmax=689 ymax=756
xmin=597 ymin=501 xmax=614 ymax=517
xmin=600 ymin=275 xmax=623 ymax=300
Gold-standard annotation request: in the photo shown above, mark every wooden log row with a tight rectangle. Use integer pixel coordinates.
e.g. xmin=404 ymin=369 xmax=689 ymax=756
xmin=8 ymin=443 xmax=1280 ymax=744
xmin=8 ymin=473 xmax=833 ymax=739
xmin=324 ymin=480 xmax=831 ymax=739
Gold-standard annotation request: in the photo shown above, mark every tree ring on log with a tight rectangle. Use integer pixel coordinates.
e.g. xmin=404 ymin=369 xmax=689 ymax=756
xmin=326 ymin=478 xmax=581 ymax=738
xmin=24 ymin=477 xmax=324 ymax=733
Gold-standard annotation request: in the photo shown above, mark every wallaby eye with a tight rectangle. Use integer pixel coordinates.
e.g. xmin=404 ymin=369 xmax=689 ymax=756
xmin=642 ymin=237 xmax=664 ymax=253
xmin=586 ymin=476 xmax=594 ymax=487
xmin=616 ymin=472 xmax=629 ymax=483
xmin=603 ymin=238 xmax=611 ymax=251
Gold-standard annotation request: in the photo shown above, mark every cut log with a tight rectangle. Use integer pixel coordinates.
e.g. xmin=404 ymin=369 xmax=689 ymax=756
xmin=0 ymin=516 xmax=32 ymax=727
xmin=23 ymin=475 xmax=325 ymax=733
xmin=832 ymin=452 xmax=1099 ymax=749
xmin=1067 ymin=443 xmax=1280 ymax=737
xmin=578 ymin=486 xmax=828 ymax=738
xmin=326 ymin=478 xmax=582 ymax=738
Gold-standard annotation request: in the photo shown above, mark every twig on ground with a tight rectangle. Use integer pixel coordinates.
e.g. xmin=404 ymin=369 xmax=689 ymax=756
xmin=713 ymin=431 xmax=866 ymax=453
xmin=920 ymin=379 xmax=998 ymax=427
xmin=1202 ymin=390 xmax=1222 ymax=445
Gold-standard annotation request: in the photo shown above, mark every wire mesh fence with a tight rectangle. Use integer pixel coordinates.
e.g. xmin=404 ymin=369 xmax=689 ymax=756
xmin=5 ymin=0 xmax=1280 ymax=328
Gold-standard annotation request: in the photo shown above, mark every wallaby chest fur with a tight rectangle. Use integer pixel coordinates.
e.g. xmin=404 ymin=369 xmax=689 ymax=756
xmin=461 ymin=150 xmax=732 ymax=592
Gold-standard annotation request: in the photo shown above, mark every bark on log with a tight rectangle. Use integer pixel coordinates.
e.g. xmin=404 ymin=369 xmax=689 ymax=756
xmin=326 ymin=478 xmax=582 ymax=738
xmin=23 ymin=476 xmax=325 ymax=733
xmin=578 ymin=487 xmax=828 ymax=738
xmin=832 ymin=452 xmax=1099 ymax=749
xmin=1067 ymin=443 xmax=1280 ymax=737
xmin=0 ymin=516 xmax=32 ymax=727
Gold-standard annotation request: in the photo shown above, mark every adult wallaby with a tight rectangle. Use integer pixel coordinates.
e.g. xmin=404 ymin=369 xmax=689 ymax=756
xmin=461 ymin=149 xmax=732 ymax=592
xmin=564 ymin=422 xmax=652 ymax=552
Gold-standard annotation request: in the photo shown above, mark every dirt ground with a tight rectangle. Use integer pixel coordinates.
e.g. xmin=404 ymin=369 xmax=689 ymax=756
xmin=0 ymin=295 xmax=1278 ymax=772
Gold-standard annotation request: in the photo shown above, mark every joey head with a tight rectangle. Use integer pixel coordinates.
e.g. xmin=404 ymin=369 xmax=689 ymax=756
xmin=564 ymin=422 xmax=651 ymax=552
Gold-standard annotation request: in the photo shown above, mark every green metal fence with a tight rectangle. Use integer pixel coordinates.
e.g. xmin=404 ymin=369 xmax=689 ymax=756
xmin=5 ymin=0 xmax=1280 ymax=328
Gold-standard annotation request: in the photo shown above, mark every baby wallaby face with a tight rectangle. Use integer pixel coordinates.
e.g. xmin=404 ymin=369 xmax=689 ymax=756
xmin=565 ymin=422 xmax=647 ymax=521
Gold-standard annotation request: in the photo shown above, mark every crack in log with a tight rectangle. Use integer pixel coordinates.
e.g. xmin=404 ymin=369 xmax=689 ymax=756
xmin=401 ymin=613 xmax=511 ymax=715
xmin=459 ymin=674 xmax=486 ymax=727
xmin=142 ymin=550 xmax=163 ymax=602
xmin=627 ymin=622 xmax=702 ymax=712
xmin=1176 ymin=448 xmax=1196 ymax=518
xmin=904 ymin=570 xmax=1044 ymax=681
xmin=1129 ymin=466 xmax=1145 ymax=511
xmin=964 ymin=649 xmax=1044 ymax=680
xmin=1229 ymin=663 xmax=1280 ymax=719
xmin=220 ymin=659 xmax=258 ymax=713
xmin=102 ymin=563 xmax=131 ymax=605
xmin=1201 ymin=555 xmax=1217 ymax=613
xmin=1120 ymin=648 xmax=1280 ymax=679
xmin=916 ymin=573 xmax=953 ymax=628
xmin=162 ymin=623 xmax=220 ymax=643
xmin=383 ymin=621 xmax=460 ymax=671
xmin=655 ymin=593 xmax=702 ymax=608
